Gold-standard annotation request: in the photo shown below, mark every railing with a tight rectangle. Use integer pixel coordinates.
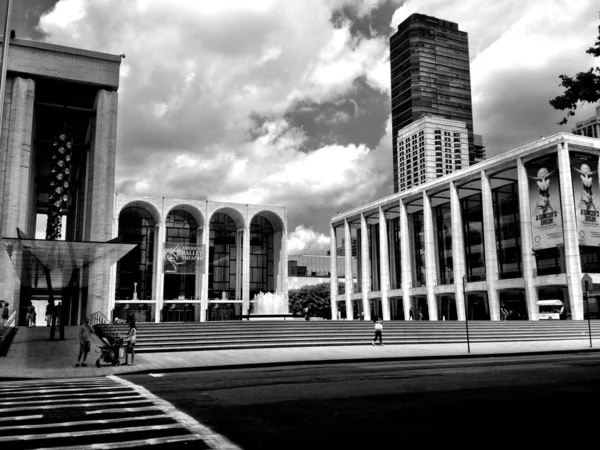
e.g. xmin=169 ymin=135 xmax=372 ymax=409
xmin=91 ymin=311 xmax=122 ymax=342
xmin=0 ymin=312 xmax=17 ymax=356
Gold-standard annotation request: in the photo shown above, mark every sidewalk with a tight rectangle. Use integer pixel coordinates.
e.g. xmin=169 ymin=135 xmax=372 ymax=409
xmin=1 ymin=326 xmax=599 ymax=380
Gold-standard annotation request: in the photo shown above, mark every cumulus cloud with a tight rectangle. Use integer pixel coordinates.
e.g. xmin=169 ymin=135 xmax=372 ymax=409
xmin=288 ymin=224 xmax=331 ymax=255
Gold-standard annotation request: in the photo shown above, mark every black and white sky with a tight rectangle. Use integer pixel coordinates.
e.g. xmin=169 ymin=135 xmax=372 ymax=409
xmin=8 ymin=0 xmax=600 ymax=253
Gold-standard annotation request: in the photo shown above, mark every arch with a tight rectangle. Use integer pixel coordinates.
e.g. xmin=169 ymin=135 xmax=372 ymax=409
xmin=250 ymin=210 xmax=284 ymax=232
xmin=165 ymin=203 xmax=205 ymax=228
xmin=209 ymin=207 xmax=245 ymax=230
xmin=118 ymin=200 xmax=161 ymax=225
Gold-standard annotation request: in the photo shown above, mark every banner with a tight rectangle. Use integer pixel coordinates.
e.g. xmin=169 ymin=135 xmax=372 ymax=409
xmin=163 ymin=243 xmax=203 ymax=274
xmin=527 ymin=155 xmax=563 ymax=250
xmin=571 ymin=152 xmax=600 ymax=246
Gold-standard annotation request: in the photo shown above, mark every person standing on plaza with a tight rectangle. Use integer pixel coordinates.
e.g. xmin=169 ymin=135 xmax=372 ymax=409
xmin=122 ymin=321 xmax=137 ymax=365
xmin=1 ymin=302 xmax=9 ymax=326
xmin=26 ymin=302 xmax=35 ymax=327
xmin=75 ymin=318 xmax=95 ymax=367
xmin=372 ymin=318 xmax=384 ymax=346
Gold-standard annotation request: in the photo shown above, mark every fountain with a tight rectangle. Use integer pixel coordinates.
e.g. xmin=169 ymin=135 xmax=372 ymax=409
xmin=251 ymin=291 xmax=289 ymax=319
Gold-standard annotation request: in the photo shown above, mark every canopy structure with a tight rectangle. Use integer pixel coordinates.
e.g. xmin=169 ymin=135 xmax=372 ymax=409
xmin=2 ymin=237 xmax=136 ymax=290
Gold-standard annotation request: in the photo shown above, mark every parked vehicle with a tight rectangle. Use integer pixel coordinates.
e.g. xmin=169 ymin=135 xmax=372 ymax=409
xmin=537 ymin=300 xmax=563 ymax=320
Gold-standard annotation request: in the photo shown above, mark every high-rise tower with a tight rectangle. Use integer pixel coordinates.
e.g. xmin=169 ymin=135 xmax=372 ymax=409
xmin=390 ymin=13 xmax=482 ymax=192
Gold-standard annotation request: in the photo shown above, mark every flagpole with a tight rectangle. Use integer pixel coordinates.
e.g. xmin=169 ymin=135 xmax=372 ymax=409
xmin=0 ymin=0 xmax=14 ymax=139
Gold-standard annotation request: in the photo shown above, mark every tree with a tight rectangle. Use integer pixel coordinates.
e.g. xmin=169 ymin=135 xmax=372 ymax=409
xmin=549 ymin=25 xmax=600 ymax=125
xmin=288 ymin=283 xmax=331 ymax=319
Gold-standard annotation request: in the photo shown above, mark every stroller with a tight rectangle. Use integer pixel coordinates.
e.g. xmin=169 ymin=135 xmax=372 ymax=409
xmin=93 ymin=321 xmax=123 ymax=368
xmin=95 ymin=336 xmax=123 ymax=367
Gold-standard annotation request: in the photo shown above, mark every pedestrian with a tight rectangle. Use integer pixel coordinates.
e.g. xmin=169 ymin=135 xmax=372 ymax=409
xmin=409 ymin=307 xmax=414 ymax=321
xmin=122 ymin=321 xmax=137 ymax=365
xmin=304 ymin=307 xmax=310 ymax=321
xmin=418 ymin=307 xmax=423 ymax=321
xmin=45 ymin=301 xmax=55 ymax=327
xmin=372 ymin=318 xmax=384 ymax=346
xmin=360 ymin=311 xmax=365 ymax=321
xmin=26 ymin=302 xmax=35 ymax=327
xmin=75 ymin=318 xmax=95 ymax=367
xmin=1 ymin=302 xmax=9 ymax=326
xmin=337 ymin=310 xmax=341 ymax=320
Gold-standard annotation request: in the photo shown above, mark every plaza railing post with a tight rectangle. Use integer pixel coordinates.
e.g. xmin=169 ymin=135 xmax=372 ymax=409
xmin=463 ymin=275 xmax=470 ymax=354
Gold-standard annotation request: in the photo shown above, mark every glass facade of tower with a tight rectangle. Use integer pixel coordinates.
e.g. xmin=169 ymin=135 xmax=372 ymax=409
xmin=390 ymin=13 xmax=475 ymax=192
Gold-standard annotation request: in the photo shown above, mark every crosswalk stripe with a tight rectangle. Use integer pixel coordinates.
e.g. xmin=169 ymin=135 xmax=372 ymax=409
xmin=0 ymin=394 xmax=141 ymax=405
xmin=0 ymin=414 xmax=170 ymax=432
xmin=0 ymin=398 xmax=151 ymax=413
xmin=33 ymin=434 xmax=210 ymax=450
xmin=0 ymin=423 xmax=187 ymax=442
xmin=110 ymin=375 xmax=242 ymax=449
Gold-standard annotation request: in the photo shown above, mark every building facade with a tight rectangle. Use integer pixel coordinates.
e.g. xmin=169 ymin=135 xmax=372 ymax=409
xmin=396 ymin=116 xmax=469 ymax=191
xmin=0 ymin=37 xmax=121 ymax=326
xmin=330 ymin=134 xmax=600 ymax=322
xmin=110 ymin=195 xmax=288 ymax=323
xmin=390 ymin=13 xmax=482 ymax=193
xmin=572 ymin=105 xmax=600 ymax=138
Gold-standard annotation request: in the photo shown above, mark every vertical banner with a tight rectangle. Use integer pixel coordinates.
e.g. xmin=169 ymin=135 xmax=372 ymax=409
xmin=571 ymin=152 xmax=600 ymax=246
xmin=163 ymin=243 xmax=204 ymax=274
xmin=527 ymin=155 xmax=563 ymax=250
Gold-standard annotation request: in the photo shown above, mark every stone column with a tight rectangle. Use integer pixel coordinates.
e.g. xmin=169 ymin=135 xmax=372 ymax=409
xmin=0 ymin=78 xmax=35 ymax=322
xmin=344 ymin=219 xmax=354 ymax=320
xmin=400 ymin=200 xmax=412 ymax=320
xmin=200 ymin=218 xmax=210 ymax=321
xmin=155 ymin=223 xmax=166 ymax=322
xmin=558 ymin=140 xmax=584 ymax=319
xmin=235 ymin=229 xmax=242 ymax=299
xmin=517 ymin=158 xmax=538 ymax=319
xmin=378 ymin=207 xmax=391 ymax=321
xmin=330 ymin=223 xmax=339 ymax=320
xmin=360 ymin=213 xmax=371 ymax=321
xmin=242 ymin=223 xmax=251 ymax=315
xmin=481 ymin=170 xmax=500 ymax=320
xmin=423 ymin=191 xmax=438 ymax=320
xmin=450 ymin=181 xmax=467 ymax=321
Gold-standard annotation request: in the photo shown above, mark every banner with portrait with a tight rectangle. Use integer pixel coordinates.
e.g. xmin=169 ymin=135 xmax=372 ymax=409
xmin=571 ymin=152 xmax=600 ymax=246
xmin=526 ymin=155 xmax=563 ymax=250
xmin=163 ymin=243 xmax=204 ymax=274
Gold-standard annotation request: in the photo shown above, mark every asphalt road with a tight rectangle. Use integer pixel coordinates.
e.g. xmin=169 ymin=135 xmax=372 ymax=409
xmin=125 ymin=353 xmax=600 ymax=449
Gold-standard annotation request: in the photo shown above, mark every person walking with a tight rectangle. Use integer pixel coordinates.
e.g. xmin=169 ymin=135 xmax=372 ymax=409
xmin=1 ymin=302 xmax=9 ymax=326
xmin=409 ymin=307 xmax=414 ymax=321
xmin=26 ymin=302 xmax=35 ymax=327
xmin=372 ymin=318 xmax=384 ymax=346
xmin=75 ymin=318 xmax=95 ymax=367
xmin=122 ymin=321 xmax=137 ymax=365
xmin=45 ymin=301 xmax=55 ymax=327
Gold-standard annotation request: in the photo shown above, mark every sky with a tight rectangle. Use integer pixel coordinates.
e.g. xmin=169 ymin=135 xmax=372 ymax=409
xmin=6 ymin=0 xmax=600 ymax=254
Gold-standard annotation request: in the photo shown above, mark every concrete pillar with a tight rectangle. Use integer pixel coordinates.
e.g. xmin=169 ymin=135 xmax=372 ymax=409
xmin=400 ymin=200 xmax=412 ymax=320
xmin=558 ymin=140 xmax=584 ymax=319
xmin=517 ymin=157 xmax=539 ymax=320
xmin=481 ymin=170 xmax=500 ymax=320
xmin=450 ymin=181 xmax=467 ymax=321
xmin=242 ymin=223 xmax=251 ymax=315
xmin=235 ymin=229 xmax=242 ymax=299
xmin=155 ymin=222 xmax=166 ymax=321
xmin=0 ymin=77 xmax=35 ymax=320
xmin=378 ymin=207 xmax=391 ymax=321
xmin=330 ymin=223 xmax=339 ymax=320
xmin=201 ymin=212 xmax=210 ymax=321
xmin=423 ymin=191 xmax=438 ymax=320
xmin=344 ymin=219 xmax=354 ymax=320
xmin=360 ymin=213 xmax=371 ymax=321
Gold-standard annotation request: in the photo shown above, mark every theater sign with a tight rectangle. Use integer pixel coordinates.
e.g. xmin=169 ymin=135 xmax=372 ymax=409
xmin=163 ymin=243 xmax=204 ymax=274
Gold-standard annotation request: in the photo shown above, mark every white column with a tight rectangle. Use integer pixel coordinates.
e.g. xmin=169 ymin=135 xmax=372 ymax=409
xmin=423 ymin=191 xmax=438 ymax=320
xmin=344 ymin=219 xmax=354 ymax=320
xmin=481 ymin=170 xmax=500 ymax=321
xmin=242 ymin=223 xmax=251 ymax=315
xmin=517 ymin=157 xmax=538 ymax=320
xmin=200 ymin=220 xmax=210 ymax=321
xmin=558 ymin=140 xmax=584 ymax=319
xmin=155 ymin=222 xmax=165 ymax=322
xmin=450 ymin=181 xmax=467 ymax=321
xmin=360 ymin=213 xmax=371 ymax=321
xmin=378 ymin=207 xmax=391 ymax=321
xmin=400 ymin=200 xmax=412 ymax=320
xmin=235 ymin=229 xmax=242 ymax=299
xmin=330 ymin=223 xmax=339 ymax=320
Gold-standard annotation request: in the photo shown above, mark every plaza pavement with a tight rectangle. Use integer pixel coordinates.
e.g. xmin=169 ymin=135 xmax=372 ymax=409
xmin=1 ymin=325 xmax=600 ymax=380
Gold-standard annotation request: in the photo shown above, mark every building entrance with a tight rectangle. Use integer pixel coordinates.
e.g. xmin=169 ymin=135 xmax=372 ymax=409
xmin=437 ymin=295 xmax=457 ymax=321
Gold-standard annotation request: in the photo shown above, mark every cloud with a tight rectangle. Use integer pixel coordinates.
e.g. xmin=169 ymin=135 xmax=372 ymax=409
xmin=288 ymin=224 xmax=331 ymax=255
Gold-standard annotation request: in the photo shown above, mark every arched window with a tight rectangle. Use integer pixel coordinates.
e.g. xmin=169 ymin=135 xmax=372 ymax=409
xmin=163 ymin=210 xmax=198 ymax=299
xmin=209 ymin=213 xmax=237 ymax=299
xmin=249 ymin=215 xmax=274 ymax=298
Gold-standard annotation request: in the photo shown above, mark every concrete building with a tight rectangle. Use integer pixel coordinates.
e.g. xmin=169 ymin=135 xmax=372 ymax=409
xmin=288 ymin=254 xmax=349 ymax=290
xmin=110 ymin=195 xmax=288 ymax=323
xmin=396 ymin=116 xmax=469 ymax=191
xmin=572 ymin=105 xmax=600 ymax=138
xmin=391 ymin=13 xmax=482 ymax=192
xmin=0 ymin=37 xmax=122 ymax=326
xmin=330 ymin=134 xmax=600 ymax=322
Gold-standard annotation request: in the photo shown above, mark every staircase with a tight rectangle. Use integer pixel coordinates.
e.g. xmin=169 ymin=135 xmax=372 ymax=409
xmin=113 ymin=320 xmax=600 ymax=353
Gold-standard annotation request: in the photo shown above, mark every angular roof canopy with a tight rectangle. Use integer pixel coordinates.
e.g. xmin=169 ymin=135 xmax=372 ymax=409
xmin=2 ymin=237 xmax=136 ymax=289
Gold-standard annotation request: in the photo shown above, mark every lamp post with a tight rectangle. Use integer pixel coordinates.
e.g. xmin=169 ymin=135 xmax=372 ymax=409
xmin=463 ymin=274 xmax=471 ymax=353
